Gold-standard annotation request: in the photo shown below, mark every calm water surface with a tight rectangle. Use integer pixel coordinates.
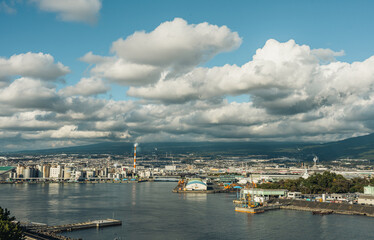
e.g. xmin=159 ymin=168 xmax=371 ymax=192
xmin=1 ymin=182 xmax=373 ymax=240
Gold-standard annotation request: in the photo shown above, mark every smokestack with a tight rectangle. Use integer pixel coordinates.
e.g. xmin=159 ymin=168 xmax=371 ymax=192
xmin=134 ymin=143 xmax=138 ymax=173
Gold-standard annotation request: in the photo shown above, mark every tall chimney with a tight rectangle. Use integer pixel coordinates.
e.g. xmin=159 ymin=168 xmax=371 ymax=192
xmin=134 ymin=143 xmax=138 ymax=173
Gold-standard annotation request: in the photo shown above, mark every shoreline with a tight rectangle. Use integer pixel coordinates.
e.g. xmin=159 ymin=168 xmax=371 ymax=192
xmin=0 ymin=179 xmax=153 ymax=184
xmin=274 ymin=199 xmax=374 ymax=217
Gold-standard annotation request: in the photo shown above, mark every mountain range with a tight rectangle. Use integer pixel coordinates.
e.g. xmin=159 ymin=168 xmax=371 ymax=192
xmin=12 ymin=133 xmax=374 ymax=161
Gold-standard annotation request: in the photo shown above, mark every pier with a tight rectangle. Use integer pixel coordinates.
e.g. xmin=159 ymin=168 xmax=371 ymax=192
xmin=22 ymin=219 xmax=122 ymax=240
xmin=41 ymin=219 xmax=122 ymax=233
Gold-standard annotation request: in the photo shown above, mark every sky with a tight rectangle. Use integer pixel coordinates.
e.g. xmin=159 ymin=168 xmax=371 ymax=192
xmin=1 ymin=0 xmax=374 ymax=151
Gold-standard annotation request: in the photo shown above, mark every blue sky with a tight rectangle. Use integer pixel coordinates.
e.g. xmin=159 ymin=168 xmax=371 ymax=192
xmin=2 ymin=1 xmax=374 ymax=92
xmin=1 ymin=0 xmax=374 ymax=150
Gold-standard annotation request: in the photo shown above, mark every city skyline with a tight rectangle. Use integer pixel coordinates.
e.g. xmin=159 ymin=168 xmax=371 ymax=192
xmin=1 ymin=0 xmax=374 ymax=150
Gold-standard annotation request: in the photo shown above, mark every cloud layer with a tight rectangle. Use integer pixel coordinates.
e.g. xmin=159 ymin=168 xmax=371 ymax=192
xmin=1 ymin=18 xmax=374 ymax=150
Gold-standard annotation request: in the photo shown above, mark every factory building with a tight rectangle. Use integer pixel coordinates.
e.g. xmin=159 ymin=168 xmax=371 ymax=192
xmin=358 ymin=195 xmax=374 ymax=205
xmin=364 ymin=186 xmax=374 ymax=195
xmin=358 ymin=185 xmax=374 ymax=205
xmin=185 ymin=178 xmax=207 ymax=191
xmin=239 ymin=188 xmax=288 ymax=202
xmin=0 ymin=166 xmax=16 ymax=180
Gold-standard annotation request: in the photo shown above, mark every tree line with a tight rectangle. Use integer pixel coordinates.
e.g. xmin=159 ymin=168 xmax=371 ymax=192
xmin=258 ymin=171 xmax=374 ymax=194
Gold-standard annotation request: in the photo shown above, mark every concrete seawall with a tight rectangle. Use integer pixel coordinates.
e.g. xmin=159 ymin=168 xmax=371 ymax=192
xmin=274 ymin=199 xmax=374 ymax=217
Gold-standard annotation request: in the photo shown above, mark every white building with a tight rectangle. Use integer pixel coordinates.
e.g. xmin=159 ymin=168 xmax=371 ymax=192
xmin=288 ymin=192 xmax=302 ymax=199
xmin=364 ymin=185 xmax=374 ymax=195
xmin=358 ymin=195 xmax=374 ymax=205
xmin=165 ymin=165 xmax=176 ymax=171
xmin=358 ymin=185 xmax=374 ymax=205
xmin=138 ymin=170 xmax=151 ymax=178
xmin=50 ymin=165 xmax=63 ymax=179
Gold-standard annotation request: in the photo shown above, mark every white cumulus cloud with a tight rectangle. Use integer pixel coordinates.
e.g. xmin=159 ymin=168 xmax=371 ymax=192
xmin=81 ymin=18 xmax=242 ymax=85
xmin=60 ymin=77 xmax=110 ymax=96
xmin=0 ymin=78 xmax=63 ymax=110
xmin=0 ymin=52 xmax=70 ymax=81
xmin=111 ymin=18 xmax=242 ymax=68
xmin=31 ymin=0 xmax=102 ymax=24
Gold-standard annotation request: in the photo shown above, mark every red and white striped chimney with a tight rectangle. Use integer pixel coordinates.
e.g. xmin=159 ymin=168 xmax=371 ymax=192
xmin=133 ymin=143 xmax=138 ymax=173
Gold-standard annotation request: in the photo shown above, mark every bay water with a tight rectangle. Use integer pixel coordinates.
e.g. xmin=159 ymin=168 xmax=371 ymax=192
xmin=0 ymin=182 xmax=373 ymax=240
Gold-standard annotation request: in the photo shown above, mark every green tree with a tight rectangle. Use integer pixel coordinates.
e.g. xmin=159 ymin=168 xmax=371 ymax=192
xmin=0 ymin=207 xmax=24 ymax=240
xmin=258 ymin=171 xmax=370 ymax=194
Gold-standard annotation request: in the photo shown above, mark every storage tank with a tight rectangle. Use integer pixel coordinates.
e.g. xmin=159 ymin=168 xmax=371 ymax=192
xmin=42 ymin=165 xmax=50 ymax=178
xmin=24 ymin=167 xmax=31 ymax=179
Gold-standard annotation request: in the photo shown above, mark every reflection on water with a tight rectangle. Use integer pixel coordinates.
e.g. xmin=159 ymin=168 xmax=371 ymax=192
xmin=47 ymin=183 xmax=60 ymax=195
xmin=0 ymin=183 xmax=374 ymax=240
xmin=131 ymin=183 xmax=136 ymax=206
xmin=183 ymin=193 xmax=207 ymax=202
xmin=245 ymin=212 xmax=253 ymax=226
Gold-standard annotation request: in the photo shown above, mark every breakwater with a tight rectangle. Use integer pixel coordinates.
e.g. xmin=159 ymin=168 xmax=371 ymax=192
xmin=275 ymin=199 xmax=374 ymax=217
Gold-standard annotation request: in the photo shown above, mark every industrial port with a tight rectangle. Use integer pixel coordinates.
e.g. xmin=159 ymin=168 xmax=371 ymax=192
xmin=2 ymin=142 xmax=374 ymax=240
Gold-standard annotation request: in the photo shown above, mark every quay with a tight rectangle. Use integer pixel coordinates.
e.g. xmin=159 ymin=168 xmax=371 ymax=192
xmin=235 ymin=203 xmax=282 ymax=214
